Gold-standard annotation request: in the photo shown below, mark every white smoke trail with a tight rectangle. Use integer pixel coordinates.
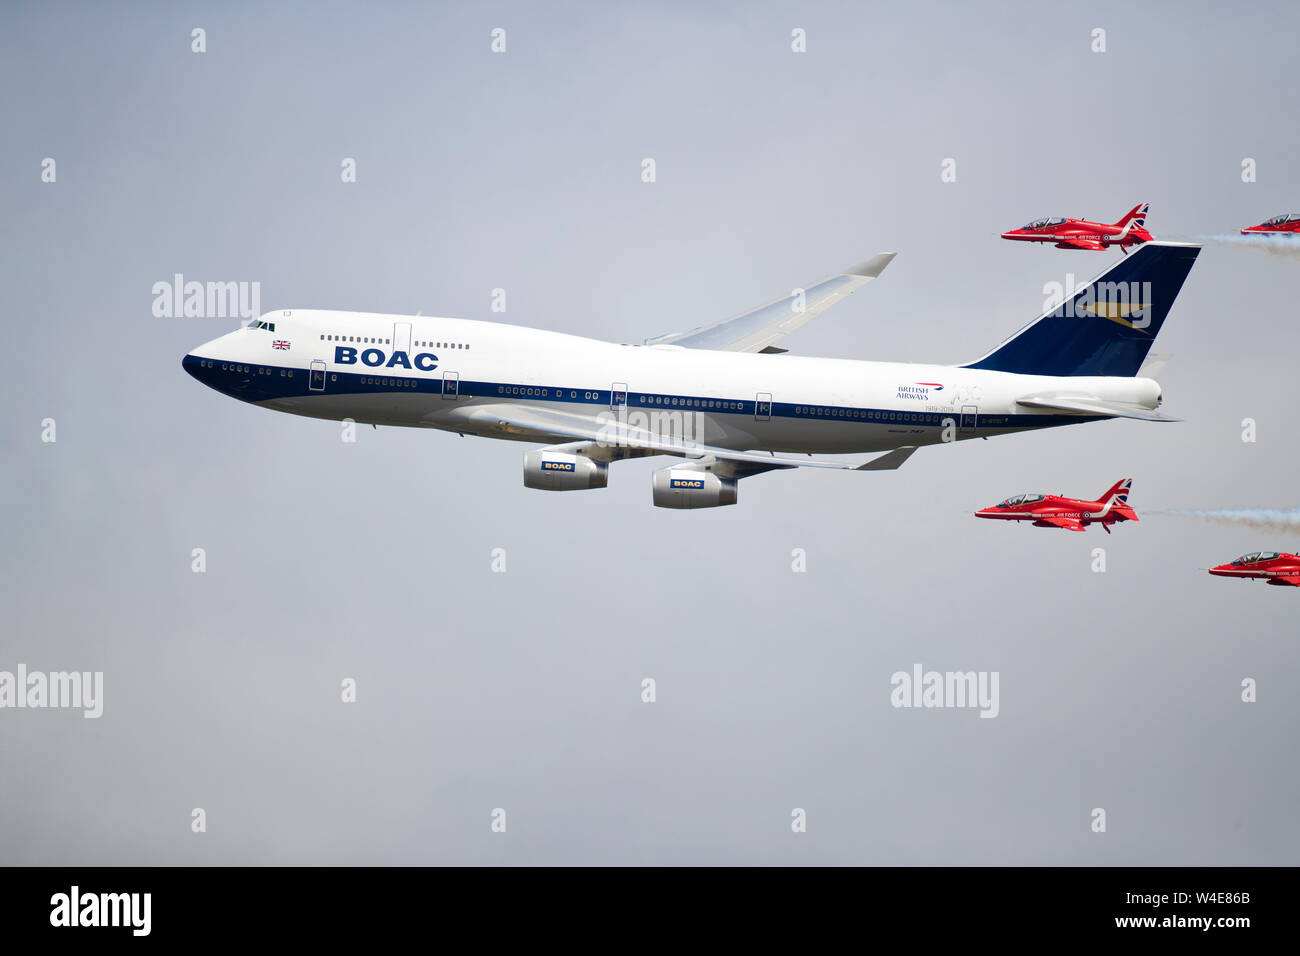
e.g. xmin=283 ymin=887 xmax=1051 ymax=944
xmin=1196 ymin=234 xmax=1300 ymax=261
xmin=1158 ymin=507 xmax=1300 ymax=535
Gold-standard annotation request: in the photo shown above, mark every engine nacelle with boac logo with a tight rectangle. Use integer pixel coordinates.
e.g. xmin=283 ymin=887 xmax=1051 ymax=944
xmin=523 ymin=449 xmax=608 ymax=491
xmin=651 ymin=466 xmax=737 ymax=509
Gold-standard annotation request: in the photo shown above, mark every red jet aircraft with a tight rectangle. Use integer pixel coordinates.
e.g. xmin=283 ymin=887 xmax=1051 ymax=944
xmin=1240 ymin=213 xmax=1300 ymax=236
xmin=974 ymin=479 xmax=1136 ymax=533
xmin=1001 ymin=203 xmax=1152 ymax=252
xmin=1208 ymin=551 xmax=1300 ymax=586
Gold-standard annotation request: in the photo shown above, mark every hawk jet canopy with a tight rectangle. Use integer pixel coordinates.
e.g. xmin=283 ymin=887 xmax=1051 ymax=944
xmin=997 ymin=493 xmax=1046 ymax=507
xmin=1233 ymin=552 xmax=1281 ymax=565
xmin=1021 ymin=218 xmax=1066 ymax=230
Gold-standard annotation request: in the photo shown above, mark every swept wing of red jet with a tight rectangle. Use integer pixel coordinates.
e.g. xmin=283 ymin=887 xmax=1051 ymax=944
xmin=974 ymin=478 xmax=1137 ymax=533
xmin=1208 ymin=551 xmax=1300 ymax=586
xmin=1240 ymin=213 xmax=1300 ymax=236
xmin=1001 ymin=203 xmax=1152 ymax=252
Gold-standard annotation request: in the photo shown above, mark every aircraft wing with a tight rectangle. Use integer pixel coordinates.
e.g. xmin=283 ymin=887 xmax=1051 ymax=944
xmin=1035 ymin=516 xmax=1086 ymax=532
xmin=647 ymin=253 xmax=897 ymax=353
xmin=1054 ymin=238 xmax=1107 ymax=251
xmin=455 ymin=403 xmax=917 ymax=472
xmin=1015 ymin=395 xmax=1179 ymax=422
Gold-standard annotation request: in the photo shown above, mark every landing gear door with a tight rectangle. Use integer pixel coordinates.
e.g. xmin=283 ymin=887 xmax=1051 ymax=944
xmin=442 ymin=370 xmax=459 ymax=399
xmin=309 ymin=360 xmax=326 ymax=392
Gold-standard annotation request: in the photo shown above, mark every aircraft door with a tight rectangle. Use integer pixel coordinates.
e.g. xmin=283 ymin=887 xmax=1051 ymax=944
xmin=392 ymin=322 xmax=411 ymax=354
xmin=960 ymin=404 xmax=978 ymax=432
xmin=611 ymin=382 xmax=627 ymax=408
xmin=309 ymin=360 xmax=326 ymax=392
xmin=442 ymin=370 xmax=459 ymax=399
xmin=755 ymin=392 xmax=772 ymax=422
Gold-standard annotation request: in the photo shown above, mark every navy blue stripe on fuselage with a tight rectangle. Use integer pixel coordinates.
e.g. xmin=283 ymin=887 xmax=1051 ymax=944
xmin=180 ymin=354 xmax=1100 ymax=430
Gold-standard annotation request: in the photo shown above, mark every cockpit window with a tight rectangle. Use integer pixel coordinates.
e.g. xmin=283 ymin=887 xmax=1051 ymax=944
xmin=1234 ymin=552 xmax=1262 ymax=565
xmin=246 ymin=320 xmax=275 ymax=331
xmin=1022 ymin=217 xmax=1065 ymax=230
xmin=1258 ymin=552 xmax=1280 ymax=561
xmin=998 ymin=494 xmax=1045 ymax=508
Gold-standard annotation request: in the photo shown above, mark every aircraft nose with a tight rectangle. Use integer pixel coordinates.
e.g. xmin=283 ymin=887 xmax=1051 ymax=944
xmin=182 ymin=353 xmax=203 ymax=380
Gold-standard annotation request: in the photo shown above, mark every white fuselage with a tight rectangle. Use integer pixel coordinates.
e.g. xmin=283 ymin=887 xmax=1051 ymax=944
xmin=183 ymin=309 xmax=1162 ymax=454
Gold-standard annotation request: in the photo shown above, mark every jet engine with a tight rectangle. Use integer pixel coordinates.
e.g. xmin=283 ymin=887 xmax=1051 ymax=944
xmin=651 ymin=465 xmax=737 ymax=509
xmin=523 ymin=449 xmax=608 ymax=491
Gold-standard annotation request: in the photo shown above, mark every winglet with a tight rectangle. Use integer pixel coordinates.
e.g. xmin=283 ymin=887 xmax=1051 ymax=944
xmin=845 ymin=253 xmax=897 ymax=278
xmin=854 ymin=445 xmax=918 ymax=471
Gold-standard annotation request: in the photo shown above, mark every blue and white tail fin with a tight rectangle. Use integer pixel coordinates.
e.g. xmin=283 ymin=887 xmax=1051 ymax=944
xmin=963 ymin=241 xmax=1199 ymax=377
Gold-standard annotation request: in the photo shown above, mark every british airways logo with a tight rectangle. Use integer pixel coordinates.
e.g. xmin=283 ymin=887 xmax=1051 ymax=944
xmin=334 ymin=346 xmax=438 ymax=371
xmin=897 ymin=382 xmax=943 ymax=400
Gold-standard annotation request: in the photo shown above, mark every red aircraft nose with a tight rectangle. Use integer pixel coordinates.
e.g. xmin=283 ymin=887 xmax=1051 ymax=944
xmin=1208 ymin=564 xmax=1234 ymax=576
xmin=974 ymin=508 xmax=1002 ymax=519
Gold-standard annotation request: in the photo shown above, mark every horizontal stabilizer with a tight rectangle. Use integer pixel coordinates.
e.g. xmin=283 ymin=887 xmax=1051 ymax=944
xmin=1016 ymin=396 xmax=1179 ymax=422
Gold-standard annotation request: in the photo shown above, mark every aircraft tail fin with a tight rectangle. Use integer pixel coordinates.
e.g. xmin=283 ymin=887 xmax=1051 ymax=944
xmin=1099 ymin=478 xmax=1131 ymax=504
xmin=962 ymin=242 xmax=1199 ymax=376
xmin=1100 ymin=478 xmax=1138 ymax=520
xmin=1117 ymin=202 xmax=1150 ymax=229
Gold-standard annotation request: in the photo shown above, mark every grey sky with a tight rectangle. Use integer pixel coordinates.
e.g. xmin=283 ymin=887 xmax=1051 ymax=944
xmin=2 ymin=1 xmax=1298 ymax=864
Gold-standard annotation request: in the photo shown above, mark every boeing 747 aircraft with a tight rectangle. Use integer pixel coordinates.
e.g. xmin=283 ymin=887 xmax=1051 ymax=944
xmin=183 ymin=242 xmax=1200 ymax=508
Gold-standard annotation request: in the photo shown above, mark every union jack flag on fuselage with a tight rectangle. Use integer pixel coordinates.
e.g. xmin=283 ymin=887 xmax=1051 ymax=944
xmin=272 ymin=340 xmax=290 ymax=350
